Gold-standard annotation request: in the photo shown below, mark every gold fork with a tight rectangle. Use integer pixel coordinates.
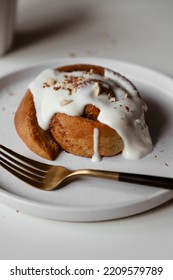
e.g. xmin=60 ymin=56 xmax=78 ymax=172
xmin=0 ymin=144 xmax=173 ymax=191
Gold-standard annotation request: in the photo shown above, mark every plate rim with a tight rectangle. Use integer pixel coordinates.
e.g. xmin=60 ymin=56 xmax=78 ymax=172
xmin=1 ymin=187 xmax=172 ymax=221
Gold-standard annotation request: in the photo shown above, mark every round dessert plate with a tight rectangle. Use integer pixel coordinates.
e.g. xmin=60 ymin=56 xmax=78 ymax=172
xmin=0 ymin=57 xmax=173 ymax=221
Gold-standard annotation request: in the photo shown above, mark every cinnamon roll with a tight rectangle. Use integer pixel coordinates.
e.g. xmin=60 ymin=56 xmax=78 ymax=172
xmin=14 ymin=64 xmax=153 ymax=160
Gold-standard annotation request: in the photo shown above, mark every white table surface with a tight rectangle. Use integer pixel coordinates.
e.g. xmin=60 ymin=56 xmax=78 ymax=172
xmin=0 ymin=0 xmax=173 ymax=260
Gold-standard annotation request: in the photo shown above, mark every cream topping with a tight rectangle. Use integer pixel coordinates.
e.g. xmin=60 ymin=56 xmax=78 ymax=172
xmin=92 ymin=128 xmax=101 ymax=162
xmin=29 ymin=68 xmax=153 ymax=160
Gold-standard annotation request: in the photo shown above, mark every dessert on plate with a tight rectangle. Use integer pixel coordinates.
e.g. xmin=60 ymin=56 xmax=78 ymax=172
xmin=14 ymin=64 xmax=153 ymax=161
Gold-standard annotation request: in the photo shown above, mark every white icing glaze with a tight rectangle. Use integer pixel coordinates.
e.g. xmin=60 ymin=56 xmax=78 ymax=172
xmin=29 ymin=68 xmax=153 ymax=160
xmin=92 ymin=128 xmax=101 ymax=162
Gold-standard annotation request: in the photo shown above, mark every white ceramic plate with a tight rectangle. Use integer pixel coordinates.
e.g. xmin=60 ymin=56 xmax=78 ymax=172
xmin=0 ymin=57 xmax=173 ymax=221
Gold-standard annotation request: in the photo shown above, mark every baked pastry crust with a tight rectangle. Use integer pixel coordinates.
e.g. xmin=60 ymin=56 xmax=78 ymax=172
xmin=14 ymin=64 xmax=125 ymax=160
xmin=14 ymin=89 xmax=60 ymax=160
xmin=50 ymin=113 xmax=123 ymax=158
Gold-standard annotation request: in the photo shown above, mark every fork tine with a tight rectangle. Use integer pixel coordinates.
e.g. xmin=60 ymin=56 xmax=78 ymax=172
xmin=0 ymin=144 xmax=50 ymax=171
xmin=1 ymin=150 xmax=46 ymax=177
xmin=1 ymin=157 xmax=45 ymax=183
xmin=1 ymin=161 xmax=44 ymax=189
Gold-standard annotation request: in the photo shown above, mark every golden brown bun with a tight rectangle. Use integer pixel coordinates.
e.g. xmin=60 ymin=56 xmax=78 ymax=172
xmin=50 ymin=113 xmax=123 ymax=158
xmin=14 ymin=90 xmax=59 ymax=160
xmin=14 ymin=64 xmax=124 ymax=160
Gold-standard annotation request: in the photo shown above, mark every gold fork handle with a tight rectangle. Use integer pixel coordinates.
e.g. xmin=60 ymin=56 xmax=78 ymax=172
xmin=73 ymin=169 xmax=173 ymax=189
xmin=73 ymin=169 xmax=119 ymax=180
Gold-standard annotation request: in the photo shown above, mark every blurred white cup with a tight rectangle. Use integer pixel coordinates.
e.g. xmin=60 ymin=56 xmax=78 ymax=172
xmin=0 ymin=0 xmax=17 ymax=56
